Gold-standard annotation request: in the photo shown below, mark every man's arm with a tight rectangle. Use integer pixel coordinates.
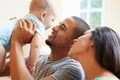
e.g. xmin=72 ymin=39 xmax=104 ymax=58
xmin=10 ymin=39 xmax=34 ymax=80
xmin=10 ymin=19 xmax=55 ymax=80
xmin=10 ymin=19 xmax=35 ymax=80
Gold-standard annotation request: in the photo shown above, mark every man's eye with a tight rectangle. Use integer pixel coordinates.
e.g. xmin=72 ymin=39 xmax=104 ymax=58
xmin=61 ymin=26 xmax=65 ymax=30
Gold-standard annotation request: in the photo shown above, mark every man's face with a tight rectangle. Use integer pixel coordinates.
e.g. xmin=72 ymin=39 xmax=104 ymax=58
xmin=46 ymin=17 xmax=76 ymax=48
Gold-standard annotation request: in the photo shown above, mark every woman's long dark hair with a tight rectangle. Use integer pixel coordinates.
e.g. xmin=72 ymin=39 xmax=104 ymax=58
xmin=91 ymin=26 xmax=120 ymax=78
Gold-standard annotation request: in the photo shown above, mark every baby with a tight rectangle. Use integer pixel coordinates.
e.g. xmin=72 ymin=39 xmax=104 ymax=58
xmin=0 ymin=0 xmax=56 ymax=72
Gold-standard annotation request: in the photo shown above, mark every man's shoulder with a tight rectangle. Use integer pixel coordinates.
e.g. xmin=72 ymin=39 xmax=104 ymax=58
xmin=60 ymin=57 xmax=84 ymax=72
xmin=38 ymin=55 xmax=49 ymax=60
xmin=52 ymin=57 xmax=86 ymax=80
xmin=64 ymin=57 xmax=80 ymax=64
xmin=56 ymin=57 xmax=82 ymax=69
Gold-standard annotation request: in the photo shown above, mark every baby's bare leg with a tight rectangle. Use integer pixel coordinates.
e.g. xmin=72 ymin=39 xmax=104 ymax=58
xmin=0 ymin=46 xmax=6 ymax=73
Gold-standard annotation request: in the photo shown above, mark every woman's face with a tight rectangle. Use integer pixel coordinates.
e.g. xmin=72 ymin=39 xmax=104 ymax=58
xmin=68 ymin=31 xmax=93 ymax=59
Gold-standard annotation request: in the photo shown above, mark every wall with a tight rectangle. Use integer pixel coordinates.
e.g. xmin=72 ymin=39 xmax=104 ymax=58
xmin=103 ymin=0 xmax=120 ymax=34
xmin=61 ymin=0 xmax=80 ymax=19
xmin=0 ymin=0 xmax=31 ymax=22
xmin=0 ymin=0 xmax=119 ymax=33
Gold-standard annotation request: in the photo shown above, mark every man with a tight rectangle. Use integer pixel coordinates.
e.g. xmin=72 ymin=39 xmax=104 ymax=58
xmin=10 ymin=16 xmax=90 ymax=80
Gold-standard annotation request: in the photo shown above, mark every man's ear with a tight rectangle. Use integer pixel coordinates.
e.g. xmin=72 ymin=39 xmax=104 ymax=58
xmin=40 ymin=10 xmax=47 ymax=21
xmin=69 ymin=40 xmax=74 ymax=48
xmin=90 ymin=41 xmax=94 ymax=47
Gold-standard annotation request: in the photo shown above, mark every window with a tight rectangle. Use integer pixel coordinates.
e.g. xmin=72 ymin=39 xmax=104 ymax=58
xmin=80 ymin=0 xmax=103 ymax=28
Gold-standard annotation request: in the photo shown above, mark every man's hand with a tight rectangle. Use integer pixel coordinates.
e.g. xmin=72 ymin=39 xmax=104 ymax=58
xmin=11 ymin=19 xmax=36 ymax=45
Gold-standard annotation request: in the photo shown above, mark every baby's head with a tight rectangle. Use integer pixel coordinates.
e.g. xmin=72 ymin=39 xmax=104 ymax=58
xmin=29 ymin=0 xmax=57 ymax=29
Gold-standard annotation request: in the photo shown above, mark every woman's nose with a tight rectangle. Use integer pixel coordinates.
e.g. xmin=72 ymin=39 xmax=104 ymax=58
xmin=73 ymin=39 xmax=77 ymax=43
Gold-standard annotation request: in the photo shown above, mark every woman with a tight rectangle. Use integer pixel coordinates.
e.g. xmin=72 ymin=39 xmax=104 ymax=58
xmin=68 ymin=26 xmax=120 ymax=80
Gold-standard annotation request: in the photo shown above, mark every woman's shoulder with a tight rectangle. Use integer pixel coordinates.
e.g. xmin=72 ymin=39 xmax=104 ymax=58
xmin=95 ymin=74 xmax=119 ymax=80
